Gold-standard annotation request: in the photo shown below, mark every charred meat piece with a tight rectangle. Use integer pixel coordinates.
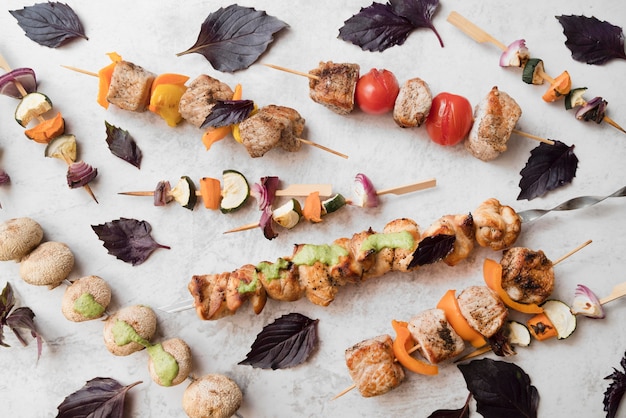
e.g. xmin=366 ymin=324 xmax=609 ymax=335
xmin=257 ymin=260 xmax=305 ymax=302
xmin=407 ymin=308 xmax=465 ymax=364
xmin=178 ymin=74 xmax=234 ymax=127
xmin=473 ymin=198 xmax=522 ymax=251
xmin=329 ymin=237 xmax=365 ymax=284
xmin=225 ymin=264 xmax=267 ymax=314
xmin=457 ymin=286 xmax=508 ymax=338
xmin=393 ymin=77 xmax=433 ymax=128
xmin=421 ymin=213 xmax=475 ymax=266
xmin=309 ymin=61 xmax=360 ymax=115
xmin=188 ymin=272 xmax=232 ymax=320
xmin=345 ymin=334 xmax=405 ymax=397
xmin=500 ymin=247 xmax=554 ymax=305
xmin=383 ymin=218 xmax=421 ymax=272
xmin=238 ymin=105 xmax=305 ymax=158
xmin=465 ymin=86 xmax=522 ymax=161
xmin=107 ymin=61 xmax=155 ymax=112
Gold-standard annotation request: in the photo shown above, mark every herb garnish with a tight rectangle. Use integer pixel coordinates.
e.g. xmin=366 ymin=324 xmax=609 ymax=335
xmin=104 ymin=121 xmax=142 ymax=169
xmin=10 ymin=2 xmax=88 ymax=48
xmin=604 ymin=351 xmax=626 ymax=418
xmin=556 ymin=15 xmax=626 ymax=65
xmin=0 ymin=282 xmax=42 ymax=361
xmin=56 ymin=377 xmax=142 ymax=418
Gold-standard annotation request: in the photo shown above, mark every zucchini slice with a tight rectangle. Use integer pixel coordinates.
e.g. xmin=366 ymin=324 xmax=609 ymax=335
xmin=15 ymin=92 xmax=52 ymax=127
xmin=506 ymin=320 xmax=531 ymax=347
xmin=170 ymin=176 xmax=197 ymax=210
xmin=522 ymin=58 xmax=545 ymax=85
xmin=272 ymin=198 xmax=302 ymax=229
xmin=322 ymin=193 xmax=346 ymax=215
xmin=542 ymin=299 xmax=577 ymax=340
xmin=565 ymin=87 xmax=588 ymax=110
xmin=220 ymin=169 xmax=249 ymax=213
xmin=45 ymin=134 xmax=77 ymax=162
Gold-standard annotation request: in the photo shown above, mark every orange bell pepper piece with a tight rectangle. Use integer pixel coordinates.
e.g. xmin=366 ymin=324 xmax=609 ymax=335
xmin=436 ymin=289 xmax=486 ymax=348
xmin=199 ymin=177 xmax=221 ymax=210
xmin=483 ymin=258 xmax=543 ymax=314
xmin=201 ymin=84 xmax=243 ymax=149
xmin=24 ymin=112 xmax=65 ymax=144
xmin=542 ymin=70 xmax=571 ymax=102
xmin=147 ymin=73 xmax=190 ymax=127
xmin=302 ymin=191 xmax=322 ymax=223
xmin=527 ymin=312 xmax=558 ymax=341
xmin=391 ymin=320 xmax=438 ymax=376
xmin=97 ymin=52 xmax=122 ymax=109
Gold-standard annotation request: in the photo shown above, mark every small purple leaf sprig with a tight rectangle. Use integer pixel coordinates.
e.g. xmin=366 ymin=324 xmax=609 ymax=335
xmin=0 ymin=282 xmax=43 ymax=361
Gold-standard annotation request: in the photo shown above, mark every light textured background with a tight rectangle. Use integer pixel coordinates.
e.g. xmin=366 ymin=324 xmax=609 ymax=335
xmin=1 ymin=0 xmax=625 ymax=417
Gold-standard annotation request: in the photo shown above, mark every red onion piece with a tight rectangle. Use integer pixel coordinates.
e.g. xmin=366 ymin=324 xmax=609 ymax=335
xmin=499 ymin=39 xmax=529 ymax=67
xmin=0 ymin=67 xmax=37 ymax=99
xmin=571 ymin=284 xmax=605 ymax=319
xmin=251 ymin=176 xmax=279 ymax=210
xmin=154 ymin=180 xmax=173 ymax=206
xmin=353 ymin=173 xmax=379 ymax=207
xmin=66 ymin=161 xmax=98 ymax=188
xmin=259 ymin=206 xmax=278 ymax=240
xmin=575 ymin=96 xmax=607 ymax=124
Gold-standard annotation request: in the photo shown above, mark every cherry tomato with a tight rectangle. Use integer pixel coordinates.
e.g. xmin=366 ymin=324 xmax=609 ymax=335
xmin=425 ymin=92 xmax=474 ymax=146
xmin=355 ymin=68 xmax=400 ymax=115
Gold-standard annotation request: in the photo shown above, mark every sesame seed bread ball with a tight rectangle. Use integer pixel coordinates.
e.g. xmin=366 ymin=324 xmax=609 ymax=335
xmin=182 ymin=374 xmax=243 ymax=418
xmin=19 ymin=241 xmax=74 ymax=288
xmin=148 ymin=338 xmax=193 ymax=386
xmin=62 ymin=275 xmax=112 ymax=322
xmin=103 ymin=305 xmax=157 ymax=356
xmin=0 ymin=217 xmax=44 ymax=261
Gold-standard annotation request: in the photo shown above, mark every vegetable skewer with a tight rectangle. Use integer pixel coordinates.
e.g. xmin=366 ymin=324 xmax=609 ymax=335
xmin=0 ymin=54 xmax=98 ymax=202
xmin=62 ymin=61 xmax=348 ymax=159
xmin=446 ymin=11 xmax=626 ymax=134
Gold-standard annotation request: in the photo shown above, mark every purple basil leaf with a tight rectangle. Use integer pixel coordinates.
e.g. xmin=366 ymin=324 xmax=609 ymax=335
xmin=91 ymin=218 xmax=170 ymax=266
xmin=390 ymin=0 xmax=443 ymax=47
xmin=200 ymin=99 xmax=254 ymax=129
xmin=458 ymin=358 xmax=539 ymax=418
xmin=56 ymin=377 xmax=142 ymax=418
xmin=604 ymin=351 xmax=626 ymax=418
xmin=7 ymin=306 xmax=43 ymax=360
xmin=428 ymin=396 xmax=471 ymax=418
xmin=9 ymin=2 xmax=88 ymax=48
xmin=408 ymin=233 xmax=455 ymax=267
xmin=105 ymin=121 xmax=142 ymax=169
xmin=338 ymin=2 xmax=415 ymax=52
xmin=177 ymin=4 xmax=288 ymax=73
xmin=239 ymin=313 xmax=319 ymax=369
xmin=1 ymin=282 xmax=16 ymax=321
xmin=556 ymin=15 xmax=626 ymax=65
xmin=517 ymin=140 xmax=579 ymax=201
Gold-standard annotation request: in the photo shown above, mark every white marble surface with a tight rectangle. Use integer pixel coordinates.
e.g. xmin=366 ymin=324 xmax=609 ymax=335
xmin=1 ymin=0 xmax=626 ymax=417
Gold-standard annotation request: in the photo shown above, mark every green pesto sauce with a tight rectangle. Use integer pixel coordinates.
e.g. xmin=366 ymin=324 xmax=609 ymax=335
xmin=112 ymin=319 xmax=151 ymax=347
xmin=73 ymin=293 xmax=105 ymax=318
xmin=237 ymin=273 xmax=259 ymax=294
xmin=360 ymin=231 xmax=415 ymax=252
xmin=147 ymin=343 xmax=179 ymax=387
xmin=256 ymin=258 xmax=289 ymax=282
xmin=291 ymin=244 xmax=348 ymax=266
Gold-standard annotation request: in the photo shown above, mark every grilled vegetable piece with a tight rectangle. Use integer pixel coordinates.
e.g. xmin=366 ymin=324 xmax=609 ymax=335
xmin=170 ymin=176 xmax=197 ymax=210
xmin=45 ymin=134 xmax=77 ymax=161
xmin=522 ymin=58 xmax=545 ymax=85
xmin=220 ymin=170 xmax=249 ymax=213
xmin=541 ymin=299 xmax=577 ymax=339
xmin=272 ymin=198 xmax=302 ymax=229
xmin=15 ymin=92 xmax=52 ymax=127
xmin=506 ymin=320 xmax=531 ymax=346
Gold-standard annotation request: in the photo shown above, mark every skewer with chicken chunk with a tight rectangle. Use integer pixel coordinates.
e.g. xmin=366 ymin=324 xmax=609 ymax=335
xmin=456 ymin=285 xmax=508 ymax=338
xmin=382 ymin=218 xmax=421 ymax=273
xmin=178 ymin=74 xmax=234 ymax=128
xmin=421 ymin=213 xmax=475 ymax=266
xmin=473 ymin=198 xmax=522 ymax=250
xmin=257 ymin=259 xmax=305 ymax=302
xmin=393 ymin=77 xmax=433 ymax=128
xmin=106 ymin=61 xmax=156 ymax=112
xmin=308 ymin=61 xmax=360 ymax=115
xmin=500 ymin=247 xmax=554 ymax=305
xmin=344 ymin=334 xmax=405 ymax=397
xmin=407 ymin=308 xmax=466 ymax=364
xmin=465 ymin=86 xmax=522 ymax=161
xmin=238 ymin=105 xmax=305 ymax=158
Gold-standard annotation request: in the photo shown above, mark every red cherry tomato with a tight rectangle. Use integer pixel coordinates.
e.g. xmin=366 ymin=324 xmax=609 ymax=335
xmin=355 ymin=68 xmax=400 ymax=115
xmin=425 ymin=92 xmax=474 ymax=146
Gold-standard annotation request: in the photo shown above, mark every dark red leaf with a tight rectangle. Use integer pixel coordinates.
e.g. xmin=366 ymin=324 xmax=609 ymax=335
xmin=200 ymin=100 xmax=254 ymax=128
xmin=458 ymin=358 xmax=539 ymax=418
xmin=604 ymin=351 xmax=626 ymax=418
xmin=239 ymin=313 xmax=319 ymax=369
xmin=56 ymin=377 xmax=142 ymax=418
xmin=517 ymin=140 xmax=579 ymax=201
xmin=390 ymin=0 xmax=443 ymax=47
xmin=408 ymin=233 xmax=455 ymax=267
xmin=9 ymin=2 xmax=88 ymax=48
xmin=91 ymin=218 xmax=170 ymax=266
xmin=428 ymin=393 xmax=471 ymax=418
xmin=177 ymin=4 xmax=288 ymax=73
xmin=105 ymin=121 xmax=142 ymax=169
xmin=0 ymin=283 xmax=43 ymax=360
xmin=556 ymin=15 xmax=626 ymax=65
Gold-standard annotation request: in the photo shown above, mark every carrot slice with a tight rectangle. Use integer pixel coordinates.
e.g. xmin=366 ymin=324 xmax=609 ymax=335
xmin=302 ymin=191 xmax=322 ymax=223
xmin=199 ymin=177 xmax=221 ymax=210
xmin=483 ymin=258 xmax=543 ymax=314
xmin=542 ymin=70 xmax=571 ymax=102
xmin=527 ymin=313 xmax=558 ymax=341
xmin=436 ymin=289 xmax=486 ymax=348
xmin=24 ymin=112 xmax=65 ymax=144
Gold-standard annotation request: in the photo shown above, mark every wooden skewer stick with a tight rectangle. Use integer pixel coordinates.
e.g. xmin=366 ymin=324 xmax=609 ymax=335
xmin=446 ymin=11 xmax=626 ymax=135
xmin=512 ymin=129 xmax=555 ymax=146
xmin=1 ymin=54 xmax=98 ymax=202
xmin=263 ymin=63 xmax=320 ymax=81
xmin=552 ymin=239 xmax=592 ymax=266
xmin=119 ymin=184 xmax=333 ymax=198
xmin=224 ymin=178 xmax=437 ymax=234
xmin=63 ymin=64 xmax=349 ymax=158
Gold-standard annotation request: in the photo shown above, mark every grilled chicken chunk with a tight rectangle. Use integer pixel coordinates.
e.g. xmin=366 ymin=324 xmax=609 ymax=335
xmin=421 ymin=214 xmax=475 ymax=266
xmin=345 ymin=334 xmax=405 ymax=397
xmin=407 ymin=308 xmax=465 ymax=364
xmin=178 ymin=74 xmax=234 ymax=127
xmin=309 ymin=61 xmax=360 ymax=115
xmin=107 ymin=61 xmax=156 ymax=112
xmin=393 ymin=77 xmax=433 ymax=128
xmin=188 ymin=272 xmax=232 ymax=320
xmin=226 ymin=264 xmax=267 ymax=314
xmin=473 ymin=198 xmax=522 ymax=250
xmin=465 ymin=86 xmax=522 ymax=161
xmin=238 ymin=105 xmax=305 ymax=157
xmin=500 ymin=247 xmax=554 ymax=305
xmin=383 ymin=218 xmax=421 ymax=272
xmin=457 ymin=286 xmax=508 ymax=338
xmin=257 ymin=260 xmax=305 ymax=302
